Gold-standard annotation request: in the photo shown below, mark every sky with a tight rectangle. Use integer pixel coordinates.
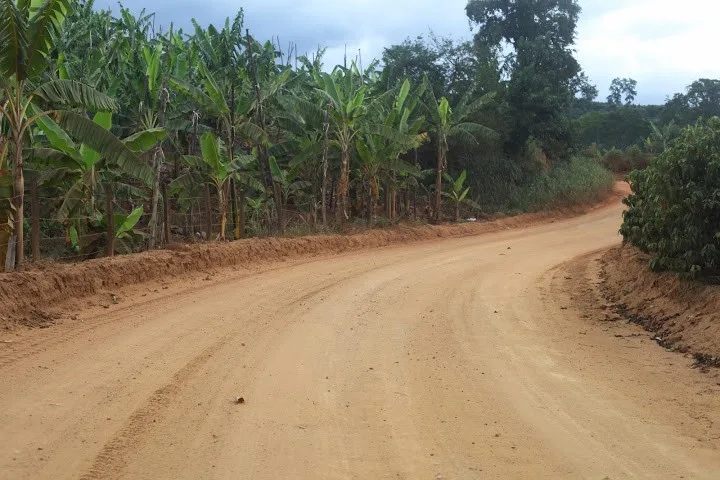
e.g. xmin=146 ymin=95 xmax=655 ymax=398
xmin=94 ymin=0 xmax=720 ymax=105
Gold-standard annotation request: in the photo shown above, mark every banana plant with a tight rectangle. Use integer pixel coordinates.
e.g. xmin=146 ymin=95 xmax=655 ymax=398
xmin=421 ymin=76 xmax=496 ymax=223
xmin=274 ymin=93 xmax=328 ymax=220
xmin=169 ymin=56 xmax=285 ymax=233
xmin=0 ymin=171 xmax=12 ymax=270
xmin=68 ymin=205 xmax=145 ymax=257
xmin=269 ymin=156 xmax=311 ymax=228
xmin=170 ymin=131 xmax=261 ymax=240
xmin=362 ymin=78 xmax=427 ymax=220
xmin=645 ymin=121 xmax=678 ymax=155
xmin=442 ymin=169 xmax=477 ymax=222
xmin=317 ymin=64 xmax=368 ymax=225
xmin=29 ymin=111 xmax=160 ymax=256
xmin=0 ymin=0 xmax=148 ymax=269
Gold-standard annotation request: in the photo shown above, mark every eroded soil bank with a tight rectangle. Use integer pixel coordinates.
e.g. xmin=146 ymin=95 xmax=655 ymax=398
xmin=600 ymin=245 xmax=720 ymax=365
xmin=0 ymin=187 xmax=624 ymax=330
xmin=561 ymin=243 xmax=720 ymax=369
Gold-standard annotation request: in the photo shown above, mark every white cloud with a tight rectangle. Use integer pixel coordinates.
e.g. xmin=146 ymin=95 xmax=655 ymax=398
xmin=241 ymin=0 xmax=471 ymax=69
xmin=576 ymin=0 xmax=720 ymax=102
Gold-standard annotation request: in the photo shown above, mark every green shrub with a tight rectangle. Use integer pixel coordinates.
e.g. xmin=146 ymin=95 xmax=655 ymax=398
xmin=625 ymin=145 xmax=650 ymax=170
xmin=621 ymin=117 xmax=720 ymax=274
xmin=581 ymin=143 xmax=603 ymax=160
xmin=602 ymin=148 xmax=630 ymax=173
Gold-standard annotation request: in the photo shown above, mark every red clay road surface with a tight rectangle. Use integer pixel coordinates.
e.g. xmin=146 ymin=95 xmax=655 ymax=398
xmin=2 ymin=194 xmax=719 ymax=479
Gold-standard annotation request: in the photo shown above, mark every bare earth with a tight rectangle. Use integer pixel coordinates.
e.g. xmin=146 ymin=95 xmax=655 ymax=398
xmin=2 ymin=194 xmax=720 ymax=479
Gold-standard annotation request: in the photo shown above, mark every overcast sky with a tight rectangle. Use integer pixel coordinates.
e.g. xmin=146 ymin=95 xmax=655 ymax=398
xmin=94 ymin=0 xmax=720 ymax=104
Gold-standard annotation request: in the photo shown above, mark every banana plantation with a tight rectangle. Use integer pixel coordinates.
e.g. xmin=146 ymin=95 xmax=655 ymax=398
xmin=0 ymin=0 xmax=500 ymax=271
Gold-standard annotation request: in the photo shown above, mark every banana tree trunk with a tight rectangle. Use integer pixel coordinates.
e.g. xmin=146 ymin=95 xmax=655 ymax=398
xmin=434 ymin=147 xmax=445 ymax=224
xmin=148 ymin=148 xmax=162 ymax=249
xmin=106 ymin=189 xmax=115 ymax=257
xmin=412 ymin=187 xmax=417 ymax=221
xmin=0 ymin=168 xmax=10 ymax=271
xmin=218 ymin=182 xmax=228 ymax=241
xmin=455 ymin=201 xmax=460 ymax=223
xmin=162 ymin=181 xmax=171 ymax=245
xmin=12 ymin=135 xmax=24 ymax=270
xmin=30 ymin=178 xmax=40 ymax=261
xmin=205 ymin=185 xmax=212 ymax=241
xmin=367 ymin=181 xmax=373 ymax=226
xmin=321 ymin=103 xmax=330 ymax=227
xmin=148 ymin=75 xmax=169 ymax=249
xmin=237 ymin=189 xmax=246 ymax=239
xmin=337 ymin=147 xmax=350 ymax=226
xmin=272 ymin=175 xmax=285 ymax=234
xmin=231 ymin=180 xmax=240 ymax=240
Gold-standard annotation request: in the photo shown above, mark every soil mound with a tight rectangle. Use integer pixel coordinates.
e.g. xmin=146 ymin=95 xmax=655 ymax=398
xmin=598 ymin=245 xmax=720 ymax=366
xmin=0 ymin=186 xmax=624 ymax=328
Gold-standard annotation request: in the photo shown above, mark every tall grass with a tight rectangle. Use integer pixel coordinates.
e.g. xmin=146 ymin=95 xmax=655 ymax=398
xmin=474 ymin=156 xmax=614 ymax=214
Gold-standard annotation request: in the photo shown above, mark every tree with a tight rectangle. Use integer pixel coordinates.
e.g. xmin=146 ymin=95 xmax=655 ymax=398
xmin=421 ymin=78 xmax=496 ymax=223
xmin=466 ymin=0 xmax=582 ymax=161
xmin=382 ymin=34 xmax=498 ymax=104
xmin=576 ymin=108 xmax=651 ymax=149
xmin=382 ymin=36 xmax=444 ymax=95
xmin=573 ymin=72 xmax=598 ymax=102
xmin=170 ymin=132 xmax=259 ymax=240
xmin=318 ymin=66 xmax=368 ymax=225
xmin=607 ymin=78 xmax=638 ymax=106
xmin=661 ymin=79 xmax=720 ymax=126
xmin=0 ymin=0 xmax=147 ymax=269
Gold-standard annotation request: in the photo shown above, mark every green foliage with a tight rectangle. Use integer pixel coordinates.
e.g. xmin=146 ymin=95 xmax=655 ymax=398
xmin=466 ymin=0 xmax=581 ymax=162
xmin=621 ymin=118 xmax=720 ymax=275
xmin=576 ymin=107 xmax=651 ymax=150
xmin=625 ymin=145 xmax=649 ymax=171
xmin=2 ymin=0 xmax=658 ymax=265
xmin=381 ymin=34 xmax=488 ymax=105
xmin=601 ymin=148 xmax=630 ymax=173
xmin=115 ymin=205 xmax=144 ymax=238
xmin=607 ymin=78 xmax=638 ymax=106
xmin=600 ymin=146 xmax=650 ymax=173
xmin=645 ymin=121 xmax=679 ymax=155
xmin=0 ymin=0 xmax=72 ymax=80
xmin=661 ymin=79 xmax=720 ymax=126
xmin=473 ymin=156 xmax=613 ymax=214
xmin=69 ymin=205 xmax=146 ymax=255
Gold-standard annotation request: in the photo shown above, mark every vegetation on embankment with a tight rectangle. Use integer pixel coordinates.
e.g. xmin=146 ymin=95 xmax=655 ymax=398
xmin=475 ymin=156 xmax=614 ymax=215
xmin=621 ymin=117 xmax=720 ymax=276
xmin=3 ymin=0 xmax=708 ymax=273
xmin=0 ymin=0 xmax=617 ymax=271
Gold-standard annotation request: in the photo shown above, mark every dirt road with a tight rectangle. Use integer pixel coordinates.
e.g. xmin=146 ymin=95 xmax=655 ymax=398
xmin=2 ymin=197 xmax=719 ymax=479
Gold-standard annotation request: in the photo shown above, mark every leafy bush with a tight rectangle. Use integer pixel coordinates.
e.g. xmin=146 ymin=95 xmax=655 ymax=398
xmin=601 ymin=148 xmax=630 ymax=173
xmin=621 ymin=117 xmax=720 ymax=274
xmin=625 ymin=145 xmax=650 ymax=170
xmin=581 ymin=143 xmax=603 ymax=161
